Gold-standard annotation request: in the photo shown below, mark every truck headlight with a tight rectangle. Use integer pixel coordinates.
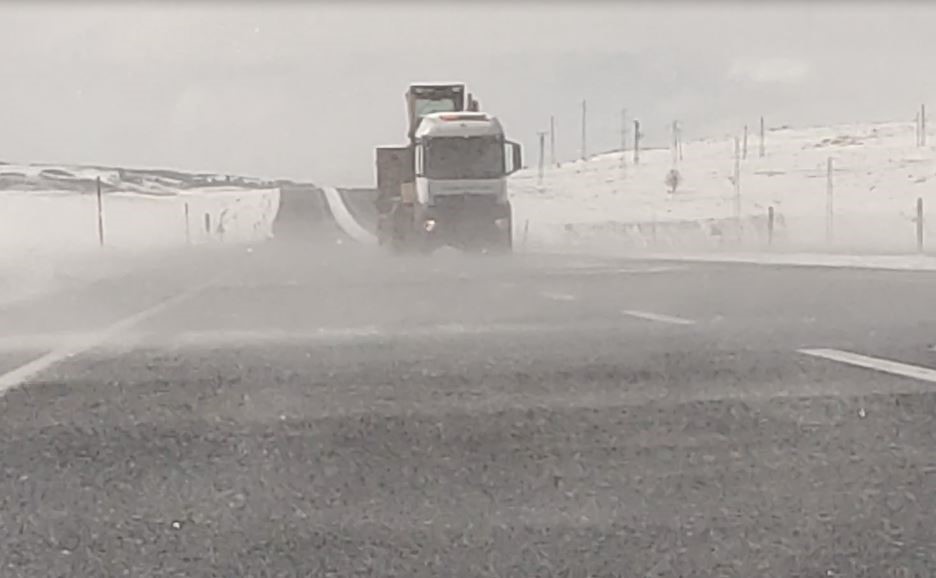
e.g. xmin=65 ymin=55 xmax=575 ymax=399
xmin=424 ymin=219 xmax=437 ymax=232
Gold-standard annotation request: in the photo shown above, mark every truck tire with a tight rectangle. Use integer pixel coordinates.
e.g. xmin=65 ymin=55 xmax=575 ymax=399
xmin=491 ymin=226 xmax=512 ymax=254
xmin=488 ymin=205 xmax=513 ymax=254
xmin=386 ymin=204 xmax=411 ymax=254
xmin=388 ymin=205 xmax=433 ymax=255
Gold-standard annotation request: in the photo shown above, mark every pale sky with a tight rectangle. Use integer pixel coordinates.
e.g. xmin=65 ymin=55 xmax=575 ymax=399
xmin=1 ymin=2 xmax=935 ymax=186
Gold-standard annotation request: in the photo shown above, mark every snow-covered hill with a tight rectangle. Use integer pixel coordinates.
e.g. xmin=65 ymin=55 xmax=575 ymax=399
xmin=0 ymin=162 xmax=279 ymax=195
xmin=510 ymin=120 xmax=936 ymax=254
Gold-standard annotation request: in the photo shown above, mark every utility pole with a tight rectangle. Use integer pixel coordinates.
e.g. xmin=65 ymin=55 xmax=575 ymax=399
xmin=633 ymin=119 xmax=641 ymax=165
xmin=743 ymin=125 xmax=749 ymax=160
xmin=826 ymin=157 xmax=834 ymax=244
xmin=620 ymin=108 xmax=628 ymax=169
xmin=537 ymin=131 xmax=547 ymax=188
xmin=734 ymin=137 xmax=742 ymax=232
xmin=671 ymin=121 xmax=679 ymax=165
xmin=920 ymin=104 xmax=926 ymax=146
xmin=580 ymin=99 xmax=587 ymax=160
xmin=549 ymin=115 xmax=556 ymax=167
xmin=184 ymin=202 xmax=191 ymax=246
xmin=96 ymin=176 xmax=105 ymax=247
xmin=670 ymin=120 xmax=684 ymax=164
xmin=759 ymin=116 xmax=766 ymax=158
xmin=677 ymin=121 xmax=684 ymax=161
xmin=918 ymin=197 xmax=925 ymax=253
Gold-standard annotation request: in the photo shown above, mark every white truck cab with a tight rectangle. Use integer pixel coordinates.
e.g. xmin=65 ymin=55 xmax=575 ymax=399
xmin=375 ymin=83 xmax=522 ymax=253
xmin=413 ymin=112 xmax=522 ymax=206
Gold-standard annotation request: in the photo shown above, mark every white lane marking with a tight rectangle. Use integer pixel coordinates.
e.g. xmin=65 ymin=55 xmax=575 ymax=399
xmin=621 ymin=310 xmax=696 ymax=326
xmin=799 ymin=348 xmax=936 ymax=384
xmin=542 ymin=265 xmax=684 ymax=276
xmin=321 ymin=186 xmax=377 ymax=245
xmin=0 ymin=282 xmax=214 ymax=396
xmin=540 ymin=291 xmax=577 ymax=302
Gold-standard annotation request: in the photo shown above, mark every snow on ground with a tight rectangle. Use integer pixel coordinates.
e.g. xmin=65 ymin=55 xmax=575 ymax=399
xmin=0 ymin=163 xmax=281 ymax=305
xmin=510 ymin=120 xmax=936 ymax=255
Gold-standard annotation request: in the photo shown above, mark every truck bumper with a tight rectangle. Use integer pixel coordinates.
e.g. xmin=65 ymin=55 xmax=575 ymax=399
xmin=418 ymin=196 xmax=512 ymax=251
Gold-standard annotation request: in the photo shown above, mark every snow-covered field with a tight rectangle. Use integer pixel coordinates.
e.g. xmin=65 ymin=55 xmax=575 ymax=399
xmin=510 ymin=121 xmax=936 ymax=255
xmin=0 ymin=163 xmax=280 ymax=305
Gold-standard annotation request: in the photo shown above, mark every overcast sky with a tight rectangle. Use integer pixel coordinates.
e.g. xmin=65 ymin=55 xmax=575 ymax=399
xmin=1 ymin=2 xmax=935 ymax=186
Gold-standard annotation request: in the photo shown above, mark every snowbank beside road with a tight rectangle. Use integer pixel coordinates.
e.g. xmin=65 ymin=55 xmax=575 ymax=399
xmin=0 ymin=179 xmax=280 ymax=304
xmin=510 ymin=120 xmax=936 ymax=255
xmin=0 ymin=187 xmax=279 ymax=251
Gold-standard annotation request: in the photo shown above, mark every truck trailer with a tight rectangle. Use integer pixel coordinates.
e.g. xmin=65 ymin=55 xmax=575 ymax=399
xmin=375 ymin=83 xmax=522 ymax=253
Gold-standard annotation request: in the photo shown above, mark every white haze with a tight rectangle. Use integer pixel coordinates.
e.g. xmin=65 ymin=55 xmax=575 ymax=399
xmin=0 ymin=2 xmax=935 ymax=186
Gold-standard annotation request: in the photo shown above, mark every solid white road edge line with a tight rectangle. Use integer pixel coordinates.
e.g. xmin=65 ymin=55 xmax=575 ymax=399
xmin=321 ymin=186 xmax=378 ymax=245
xmin=621 ymin=310 xmax=696 ymax=326
xmin=0 ymin=281 xmax=215 ymax=396
xmin=799 ymin=348 xmax=936 ymax=384
xmin=0 ymin=332 xmax=100 ymax=353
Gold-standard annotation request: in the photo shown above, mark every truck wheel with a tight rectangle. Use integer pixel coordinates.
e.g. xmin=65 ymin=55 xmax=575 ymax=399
xmin=387 ymin=205 xmax=415 ymax=255
xmin=494 ymin=233 xmax=513 ymax=254
xmin=490 ymin=204 xmax=514 ymax=254
xmin=391 ymin=227 xmax=430 ymax=256
xmin=488 ymin=220 xmax=513 ymax=254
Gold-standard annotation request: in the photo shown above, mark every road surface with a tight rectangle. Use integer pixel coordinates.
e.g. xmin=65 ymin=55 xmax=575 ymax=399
xmin=2 ymin=236 xmax=936 ymax=577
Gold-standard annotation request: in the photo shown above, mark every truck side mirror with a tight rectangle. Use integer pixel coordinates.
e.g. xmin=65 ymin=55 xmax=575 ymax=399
xmin=506 ymin=141 xmax=522 ymax=175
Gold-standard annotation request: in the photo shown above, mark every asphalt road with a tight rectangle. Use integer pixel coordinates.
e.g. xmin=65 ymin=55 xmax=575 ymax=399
xmin=2 ymin=237 xmax=936 ymax=577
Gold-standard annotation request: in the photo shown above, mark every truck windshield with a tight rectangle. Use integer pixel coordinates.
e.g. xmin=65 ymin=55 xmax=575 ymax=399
xmin=425 ymin=136 xmax=504 ymax=180
xmin=414 ymin=98 xmax=458 ymax=117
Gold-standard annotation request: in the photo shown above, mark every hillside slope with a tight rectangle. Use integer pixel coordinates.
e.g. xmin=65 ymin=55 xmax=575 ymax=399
xmin=510 ymin=121 xmax=936 ymax=254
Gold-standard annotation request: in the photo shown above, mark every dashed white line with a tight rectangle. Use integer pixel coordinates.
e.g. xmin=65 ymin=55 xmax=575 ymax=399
xmin=0 ymin=281 xmax=215 ymax=396
xmin=542 ymin=265 xmax=684 ymax=276
xmin=799 ymin=348 xmax=936 ymax=384
xmin=539 ymin=291 xmax=578 ymax=302
xmin=621 ymin=310 xmax=696 ymax=326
